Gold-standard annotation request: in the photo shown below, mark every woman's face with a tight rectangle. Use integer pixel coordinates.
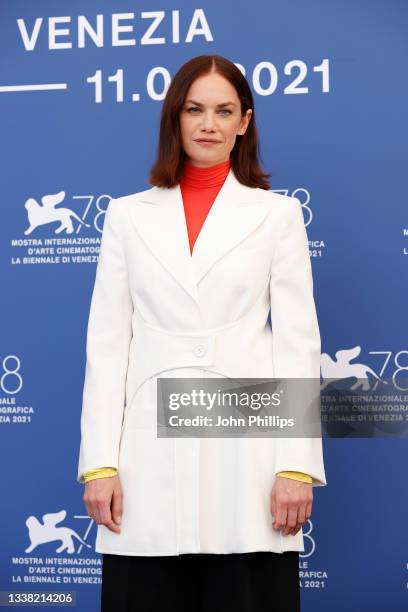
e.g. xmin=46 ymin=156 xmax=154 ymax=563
xmin=179 ymin=72 xmax=252 ymax=168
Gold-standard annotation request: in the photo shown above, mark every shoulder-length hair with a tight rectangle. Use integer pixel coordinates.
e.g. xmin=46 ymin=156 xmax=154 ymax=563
xmin=148 ymin=54 xmax=271 ymax=190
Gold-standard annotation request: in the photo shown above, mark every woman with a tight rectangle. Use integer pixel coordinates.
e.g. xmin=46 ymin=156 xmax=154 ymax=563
xmin=78 ymin=54 xmax=327 ymax=611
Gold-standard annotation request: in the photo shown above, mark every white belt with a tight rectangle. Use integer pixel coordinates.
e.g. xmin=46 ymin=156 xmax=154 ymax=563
xmin=123 ymin=283 xmax=274 ymax=419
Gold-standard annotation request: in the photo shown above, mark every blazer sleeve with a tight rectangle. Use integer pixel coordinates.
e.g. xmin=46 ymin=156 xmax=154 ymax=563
xmin=77 ymin=198 xmax=133 ymax=483
xmin=269 ymin=197 xmax=327 ymax=487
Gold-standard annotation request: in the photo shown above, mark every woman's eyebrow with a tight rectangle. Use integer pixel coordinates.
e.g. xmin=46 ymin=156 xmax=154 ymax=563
xmin=184 ymin=99 xmax=237 ymax=107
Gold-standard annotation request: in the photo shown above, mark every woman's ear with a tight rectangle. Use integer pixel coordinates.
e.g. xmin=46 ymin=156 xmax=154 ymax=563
xmin=238 ymin=109 xmax=252 ymax=135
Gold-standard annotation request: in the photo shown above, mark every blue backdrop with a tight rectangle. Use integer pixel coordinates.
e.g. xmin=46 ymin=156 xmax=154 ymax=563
xmin=1 ymin=0 xmax=407 ymax=610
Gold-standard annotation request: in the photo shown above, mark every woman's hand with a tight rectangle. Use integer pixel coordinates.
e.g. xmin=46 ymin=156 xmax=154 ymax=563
xmin=83 ymin=475 xmax=123 ymax=534
xmin=270 ymin=476 xmax=313 ymax=536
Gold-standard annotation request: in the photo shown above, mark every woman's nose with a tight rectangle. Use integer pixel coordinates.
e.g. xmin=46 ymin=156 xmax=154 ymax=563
xmin=200 ymin=112 xmax=217 ymax=130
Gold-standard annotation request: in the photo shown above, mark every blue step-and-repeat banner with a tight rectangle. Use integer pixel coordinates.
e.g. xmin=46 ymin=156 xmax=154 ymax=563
xmin=1 ymin=1 xmax=407 ymax=610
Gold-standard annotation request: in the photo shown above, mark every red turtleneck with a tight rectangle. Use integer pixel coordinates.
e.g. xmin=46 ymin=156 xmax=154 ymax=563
xmin=180 ymin=158 xmax=230 ymax=254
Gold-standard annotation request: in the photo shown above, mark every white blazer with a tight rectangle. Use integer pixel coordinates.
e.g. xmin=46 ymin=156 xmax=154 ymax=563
xmin=77 ymin=167 xmax=327 ymax=556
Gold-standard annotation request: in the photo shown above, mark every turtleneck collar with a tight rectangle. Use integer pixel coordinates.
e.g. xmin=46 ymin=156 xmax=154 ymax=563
xmin=180 ymin=158 xmax=230 ymax=189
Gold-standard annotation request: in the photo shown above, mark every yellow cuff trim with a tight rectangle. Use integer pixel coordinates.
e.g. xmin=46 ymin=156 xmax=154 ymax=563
xmin=276 ymin=471 xmax=313 ymax=484
xmin=81 ymin=467 xmax=118 ymax=483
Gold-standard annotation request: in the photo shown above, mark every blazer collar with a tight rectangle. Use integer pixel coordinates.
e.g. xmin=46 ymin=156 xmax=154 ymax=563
xmin=128 ymin=168 xmax=271 ymax=307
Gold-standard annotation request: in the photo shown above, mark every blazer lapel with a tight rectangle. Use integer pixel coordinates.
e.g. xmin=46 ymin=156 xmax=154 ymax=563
xmin=128 ymin=168 xmax=272 ymax=307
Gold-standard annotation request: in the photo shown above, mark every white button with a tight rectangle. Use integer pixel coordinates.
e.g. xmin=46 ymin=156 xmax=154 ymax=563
xmin=193 ymin=343 xmax=207 ymax=358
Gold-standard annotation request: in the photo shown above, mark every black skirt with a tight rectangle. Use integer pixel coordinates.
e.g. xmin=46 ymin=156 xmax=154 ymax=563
xmin=101 ymin=550 xmax=300 ymax=612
